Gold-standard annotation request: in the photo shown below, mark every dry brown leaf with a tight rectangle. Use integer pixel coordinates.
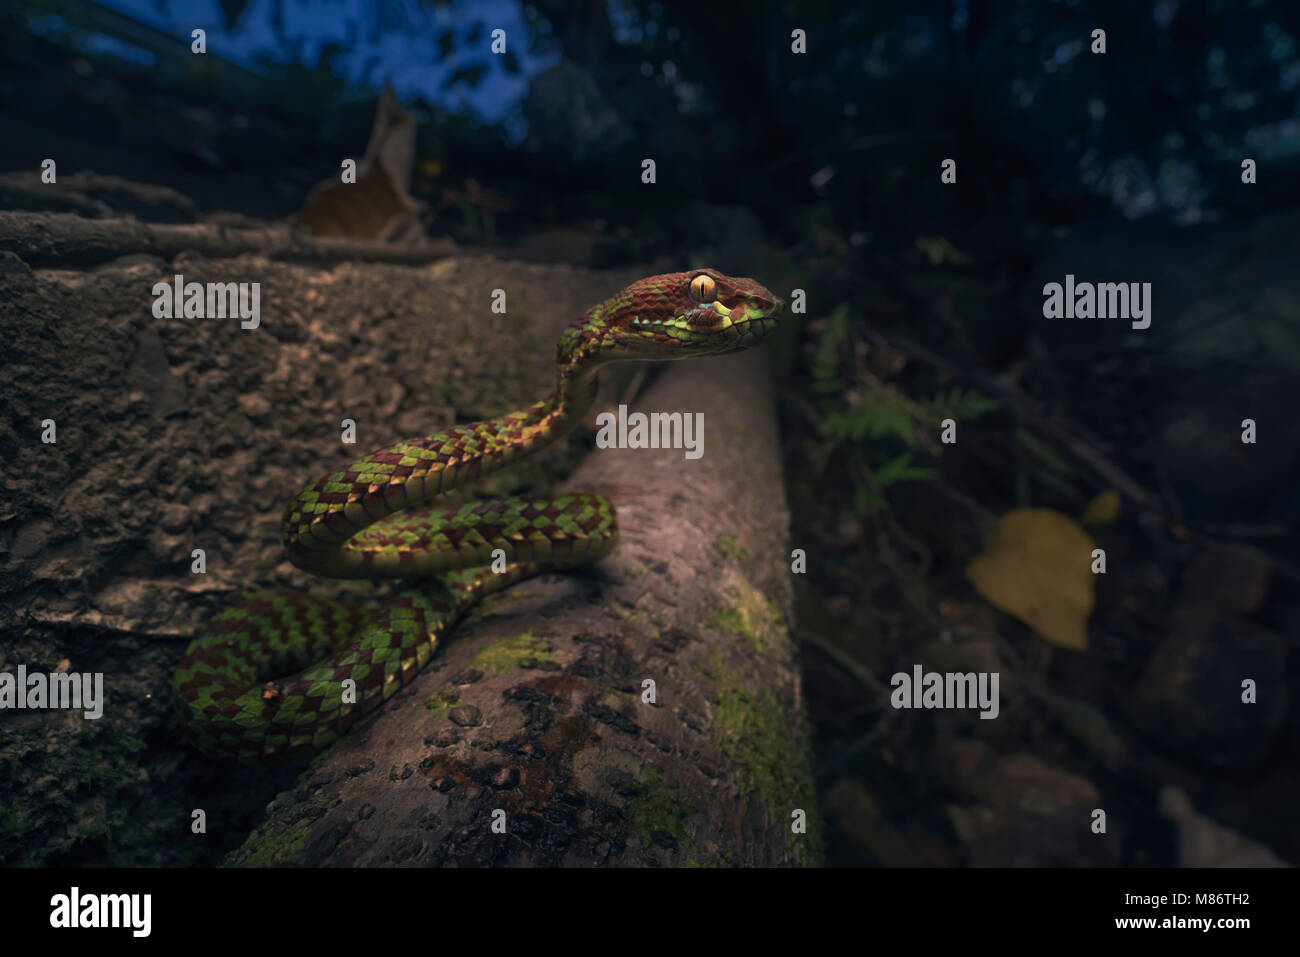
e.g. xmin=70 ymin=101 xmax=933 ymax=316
xmin=297 ymin=82 xmax=426 ymax=242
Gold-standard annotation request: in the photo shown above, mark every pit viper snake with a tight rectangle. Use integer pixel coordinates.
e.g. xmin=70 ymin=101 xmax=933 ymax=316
xmin=173 ymin=269 xmax=781 ymax=760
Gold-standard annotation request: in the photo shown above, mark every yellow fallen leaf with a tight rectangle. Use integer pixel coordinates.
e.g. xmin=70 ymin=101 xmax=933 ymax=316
xmin=1080 ymin=489 xmax=1121 ymax=526
xmin=965 ymin=508 xmax=1095 ymax=650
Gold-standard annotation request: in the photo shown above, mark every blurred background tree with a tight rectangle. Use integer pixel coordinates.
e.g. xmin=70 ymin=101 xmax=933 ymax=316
xmin=4 ymin=0 xmax=1296 ymax=233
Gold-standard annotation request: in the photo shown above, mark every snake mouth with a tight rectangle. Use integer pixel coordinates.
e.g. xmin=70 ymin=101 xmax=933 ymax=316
xmin=688 ymin=312 xmax=777 ymax=351
xmin=731 ymin=297 xmax=782 ymax=334
xmin=733 ymin=315 xmax=777 ymax=344
xmin=686 ymin=310 xmax=726 ymax=332
xmin=707 ymin=297 xmax=781 ymax=335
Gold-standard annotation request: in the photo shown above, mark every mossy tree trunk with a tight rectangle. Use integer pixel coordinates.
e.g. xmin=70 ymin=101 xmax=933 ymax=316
xmin=229 ymin=349 xmax=821 ymax=867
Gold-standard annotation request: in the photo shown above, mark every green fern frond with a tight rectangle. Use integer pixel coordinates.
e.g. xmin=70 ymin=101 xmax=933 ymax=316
xmin=925 ymin=385 xmax=998 ymax=422
xmin=822 ymin=396 xmax=917 ymax=448
xmin=871 ymin=451 xmax=938 ymax=487
xmin=810 ymin=304 xmax=852 ymax=395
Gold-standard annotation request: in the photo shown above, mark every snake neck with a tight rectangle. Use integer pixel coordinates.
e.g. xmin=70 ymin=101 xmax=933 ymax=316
xmin=526 ymin=360 xmax=599 ymax=448
xmin=282 ymin=322 xmax=605 ymax=570
xmin=553 ymin=313 xmax=607 ymax=419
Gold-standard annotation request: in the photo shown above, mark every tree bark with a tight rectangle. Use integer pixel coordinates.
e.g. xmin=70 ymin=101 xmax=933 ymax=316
xmin=228 ymin=349 xmax=822 ymax=867
xmin=0 ymin=210 xmax=458 ymax=269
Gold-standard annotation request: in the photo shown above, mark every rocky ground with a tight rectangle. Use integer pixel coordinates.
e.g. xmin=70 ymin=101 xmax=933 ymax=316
xmin=789 ymin=208 xmax=1299 ymax=867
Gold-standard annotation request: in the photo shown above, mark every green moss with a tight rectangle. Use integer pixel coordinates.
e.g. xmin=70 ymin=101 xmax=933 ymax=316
xmin=227 ymin=819 xmax=311 ymax=867
xmin=715 ymin=534 xmax=749 ymax=560
xmin=604 ymin=600 xmax=644 ymax=625
xmin=705 ymin=607 xmax=747 ymax=639
xmin=699 ymin=652 xmax=823 ymax=865
xmin=468 ymin=589 xmax=547 ymax=619
xmin=624 ymin=766 xmax=700 ymax=860
xmin=423 ymin=687 xmax=459 ymax=717
xmin=704 ymin=574 xmax=792 ymax=658
xmin=1 ymin=716 xmax=165 ymax=866
xmin=470 ymin=630 xmax=558 ymax=674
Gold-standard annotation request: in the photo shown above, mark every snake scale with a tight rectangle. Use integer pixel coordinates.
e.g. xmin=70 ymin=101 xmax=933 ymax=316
xmin=173 ymin=269 xmax=781 ymax=760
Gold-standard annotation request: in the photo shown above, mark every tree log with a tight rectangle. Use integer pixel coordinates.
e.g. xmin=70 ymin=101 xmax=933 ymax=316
xmin=0 ymin=210 xmax=458 ymax=269
xmin=0 ymin=233 xmax=817 ymax=866
xmin=227 ymin=349 xmax=821 ymax=867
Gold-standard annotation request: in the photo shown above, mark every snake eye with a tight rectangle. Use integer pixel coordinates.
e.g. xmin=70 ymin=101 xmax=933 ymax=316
xmin=689 ymin=274 xmax=716 ymax=303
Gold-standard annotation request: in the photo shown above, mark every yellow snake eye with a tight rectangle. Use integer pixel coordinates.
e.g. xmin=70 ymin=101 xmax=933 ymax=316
xmin=689 ymin=274 xmax=716 ymax=303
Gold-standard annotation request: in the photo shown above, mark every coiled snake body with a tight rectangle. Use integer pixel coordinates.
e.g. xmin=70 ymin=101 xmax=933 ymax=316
xmin=173 ymin=269 xmax=780 ymax=760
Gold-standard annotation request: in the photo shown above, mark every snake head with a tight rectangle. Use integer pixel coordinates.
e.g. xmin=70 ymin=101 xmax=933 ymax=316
xmin=587 ymin=268 xmax=782 ymax=360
